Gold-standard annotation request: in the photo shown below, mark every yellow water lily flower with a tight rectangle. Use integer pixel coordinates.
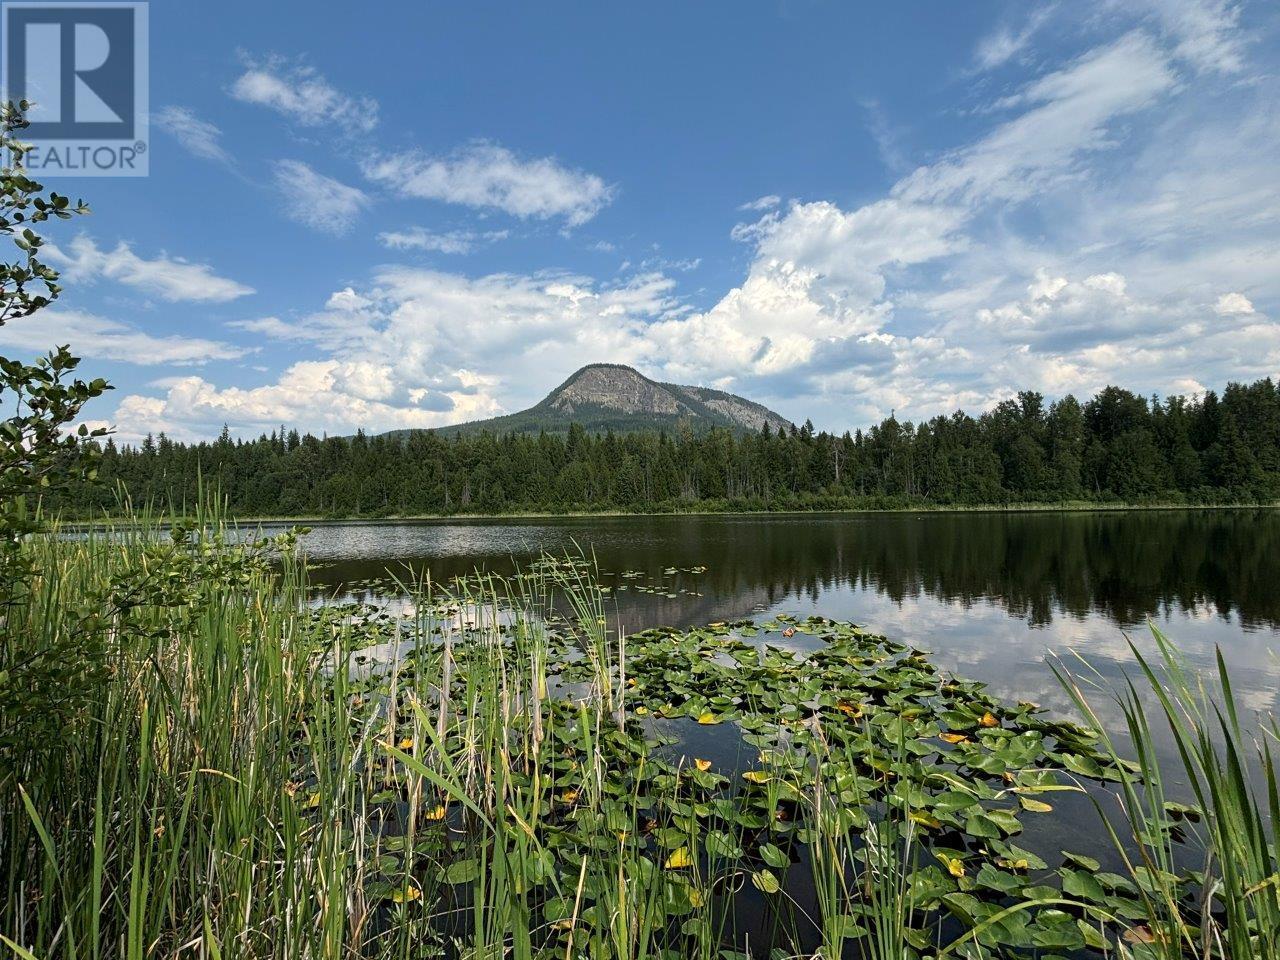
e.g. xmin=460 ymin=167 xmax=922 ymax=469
xmin=424 ymin=804 xmax=447 ymax=821
xmin=935 ymin=853 xmax=965 ymax=878
xmin=694 ymin=758 xmax=712 ymax=772
xmin=391 ymin=884 xmax=421 ymax=903
xmin=836 ymin=701 xmax=863 ymax=718
xmin=979 ymin=711 xmax=1000 ymax=728
xmin=560 ymin=789 xmax=579 ymax=804
xmin=697 ymin=712 xmax=720 ymax=725
xmin=664 ymin=847 xmax=693 ymax=869
xmin=398 ymin=737 xmax=414 ymax=750
xmin=997 ymin=856 xmax=1030 ymax=871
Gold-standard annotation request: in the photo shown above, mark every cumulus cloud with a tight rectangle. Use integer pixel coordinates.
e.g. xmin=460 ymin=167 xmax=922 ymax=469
xmin=155 ymin=106 xmax=230 ymax=164
xmin=1214 ymin=292 xmax=1255 ymax=315
xmin=47 ymin=236 xmax=254 ymax=302
xmin=107 ymin=362 xmax=502 ymax=443
xmin=363 ymin=143 xmax=614 ymax=226
xmin=230 ymin=55 xmax=378 ymax=131
xmin=0 ymin=309 xmax=249 ymax=365
xmin=272 ymin=160 xmax=370 ymax=234
xmin=110 ymin=269 xmax=680 ymax=439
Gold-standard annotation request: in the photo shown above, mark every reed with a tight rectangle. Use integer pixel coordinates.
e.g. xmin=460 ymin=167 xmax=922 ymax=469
xmin=1055 ymin=627 xmax=1280 ymax=959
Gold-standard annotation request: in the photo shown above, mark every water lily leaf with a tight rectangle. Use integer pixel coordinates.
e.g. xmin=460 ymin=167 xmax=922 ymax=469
xmin=445 ymin=859 xmax=480 ymax=884
xmin=751 ymin=869 xmax=781 ymax=894
xmin=1062 ymin=868 xmax=1107 ymax=904
xmin=1059 ymin=751 xmax=1105 ymax=778
xmin=965 ymin=813 xmax=1003 ymax=839
xmin=1061 ymin=851 xmax=1100 ymax=872
xmin=664 ymin=847 xmax=694 ymax=869
xmin=909 ymin=810 xmax=942 ymax=829
xmin=759 ymin=842 xmax=790 ymax=869
xmin=975 ymin=864 xmax=1023 ymax=896
xmin=932 ymin=790 xmax=979 ymax=817
xmin=705 ymin=831 xmax=742 ymax=859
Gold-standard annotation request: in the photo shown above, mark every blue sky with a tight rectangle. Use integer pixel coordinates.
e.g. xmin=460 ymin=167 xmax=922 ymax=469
xmin=3 ymin=0 xmax=1279 ymax=442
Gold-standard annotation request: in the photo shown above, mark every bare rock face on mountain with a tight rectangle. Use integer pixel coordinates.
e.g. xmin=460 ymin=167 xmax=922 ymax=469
xmin=385 ymin=363 xmax=793 ymax=438
xmin=549 ymin=365 xmax=686 ymax=417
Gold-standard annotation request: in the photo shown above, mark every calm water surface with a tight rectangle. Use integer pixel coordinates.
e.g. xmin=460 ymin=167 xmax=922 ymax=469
xmin=266 ymin=509 xmax=1280 ymax=725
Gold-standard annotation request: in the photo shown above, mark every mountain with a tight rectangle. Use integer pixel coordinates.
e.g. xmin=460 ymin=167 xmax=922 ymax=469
xmin=388 ymin=364 xmax=793 ymax=438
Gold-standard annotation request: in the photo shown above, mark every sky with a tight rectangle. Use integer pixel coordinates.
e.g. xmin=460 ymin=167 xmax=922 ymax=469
xmin=2 ymin=0 xmax=1279 ymax=443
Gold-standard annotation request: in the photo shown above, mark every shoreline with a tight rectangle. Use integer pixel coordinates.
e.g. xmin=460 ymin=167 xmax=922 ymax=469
xmin=58 ymin=500 xmax=1278 ymax=526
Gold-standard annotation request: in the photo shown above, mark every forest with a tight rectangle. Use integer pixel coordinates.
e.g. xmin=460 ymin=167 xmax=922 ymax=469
xmin=58 ymin=378 xmax=1280 ymax=517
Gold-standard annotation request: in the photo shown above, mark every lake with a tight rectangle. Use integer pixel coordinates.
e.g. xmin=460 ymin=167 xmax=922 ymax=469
xmin=270 ymin=508 xmax=1280 ymax=728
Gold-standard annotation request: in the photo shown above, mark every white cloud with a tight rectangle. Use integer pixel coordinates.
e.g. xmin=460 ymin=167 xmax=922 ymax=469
xmin=1214 ymin=292 xmax=1254 ymax=315
xmin=363 ymin=143 xmax=614 ymax=226
xmin=739 ymin=194 xmax=781 ymax=212
xmin=110 ymin=269 xmax=678 ymax=438
xmin=1139 ymin=0 xmax=1246 ymax=74
xmin=230 ymin=55 xmax=378 ymax=131
xmin=155 ymin=106 xmax=230 ymax=164
xmin=109 ymin=361 xmax=499 ymax=443
xmin=972 ymin=6 xmax=1058 ymax=72
xmin=272 ymin=160 xmax=370 ymax=234
xmin=377 ymin=226 xmax=509 ymax=254
xmin=226 ymin=316 xmax=308 ymax=340
xmin=47 ymin=236 xmax=254 ymax=302
xmin=0 ymin=309 xmax=249 ymax=365
xmin=901 ymin=32 xmax=1177 ymax=207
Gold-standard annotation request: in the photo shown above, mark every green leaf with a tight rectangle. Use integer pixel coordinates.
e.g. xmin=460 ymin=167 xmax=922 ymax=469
xmin=751 ymin=869 xmax=781 ymax=894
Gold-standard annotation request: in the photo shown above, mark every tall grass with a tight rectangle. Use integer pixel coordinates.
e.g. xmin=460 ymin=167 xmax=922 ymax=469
xmin=1055 ymin=627 xmax=1280 ymax=959
xmin=0 ymin=511 xmax=732 ymax=958
xmin=1 ymin=506 xmax=371 ymax=958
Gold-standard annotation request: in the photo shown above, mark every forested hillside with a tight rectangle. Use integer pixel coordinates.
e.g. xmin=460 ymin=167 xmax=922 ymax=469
xmin=59 ymin=379 xmax=1280 ymax=517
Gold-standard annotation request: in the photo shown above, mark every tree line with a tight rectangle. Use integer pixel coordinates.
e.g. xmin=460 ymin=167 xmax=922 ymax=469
xmin=56 ymin=378 xmax=1280 ymax=517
